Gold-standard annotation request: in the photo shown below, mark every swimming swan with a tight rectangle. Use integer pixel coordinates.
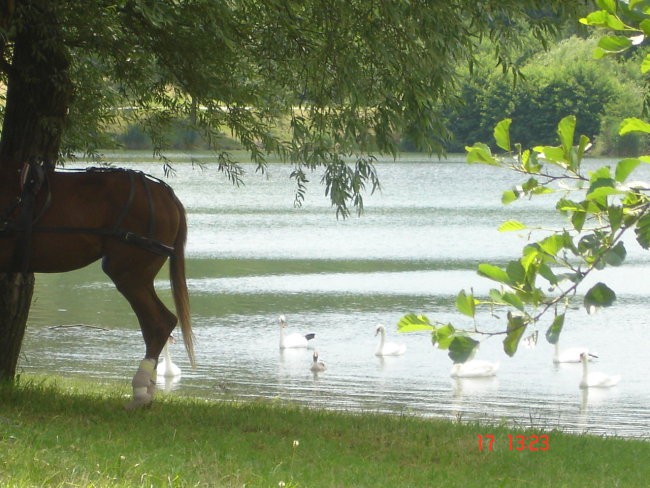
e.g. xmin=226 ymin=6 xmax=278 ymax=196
xmin=374 ymin=324 xmax=406 ymax=356
xmin=279 ymin=315 xmax=316 ymax=349
xmin=157 ymin=336 xmax=181 ymax=378
xmin=579 ymin=352 xmax=620 ymax=388
xmin=553 ymin=342 xmax=595 ymax=364
xmin=450 ymin=359 xmax=499 ymax=378
xmin=310 ymin=351 xmax=327 ymax=373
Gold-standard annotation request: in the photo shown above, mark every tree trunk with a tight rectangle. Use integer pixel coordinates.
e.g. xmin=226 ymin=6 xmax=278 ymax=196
xmin=0 ymin=274 xmax=34 ymax=380
xmin=0 ymin=0 xmax=71 ymax=380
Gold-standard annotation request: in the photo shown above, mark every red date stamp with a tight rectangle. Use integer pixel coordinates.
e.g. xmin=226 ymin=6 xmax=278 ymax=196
xmin=477 ymin=434 xmax=549 ymax=452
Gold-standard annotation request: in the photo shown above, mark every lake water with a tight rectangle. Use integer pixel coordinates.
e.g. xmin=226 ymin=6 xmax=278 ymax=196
xmin=19 ymin=154 xmax=650 ymax=439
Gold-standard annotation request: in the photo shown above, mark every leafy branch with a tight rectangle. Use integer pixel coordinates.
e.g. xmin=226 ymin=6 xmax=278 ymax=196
xmin=400 ymin=112 xmax=649 ymax=362
xmin=399 ymin=1 xmax=650 ymax=363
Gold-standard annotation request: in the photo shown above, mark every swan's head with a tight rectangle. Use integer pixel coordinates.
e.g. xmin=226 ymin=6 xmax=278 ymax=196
xmin=313 ymin=351 xmax=319 ymax=361
xmin=279 ymin=315 xmax=287 ymax=327
xmin=375 ymin=324 xmax=385 ymax=336
xmin=580 ymin=352 xmax=599 ymax=360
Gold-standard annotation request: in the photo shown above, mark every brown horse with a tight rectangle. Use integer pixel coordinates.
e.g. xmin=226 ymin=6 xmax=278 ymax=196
xmin=0 ymin=165 xmax=194 ymax=408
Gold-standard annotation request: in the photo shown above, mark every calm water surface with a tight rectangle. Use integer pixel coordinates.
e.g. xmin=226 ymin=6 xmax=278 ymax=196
xmin=20 ymin=154 xmax=650 ymax=438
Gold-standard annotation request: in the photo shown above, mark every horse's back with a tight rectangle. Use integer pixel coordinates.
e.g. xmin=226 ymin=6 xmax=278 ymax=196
xmin=0 ymin=168 xmax=183 ymax=273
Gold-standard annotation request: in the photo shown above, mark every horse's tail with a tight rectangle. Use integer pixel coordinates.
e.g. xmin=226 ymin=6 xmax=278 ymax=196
xmin=170 ymin=196 xmax=195 ymax=368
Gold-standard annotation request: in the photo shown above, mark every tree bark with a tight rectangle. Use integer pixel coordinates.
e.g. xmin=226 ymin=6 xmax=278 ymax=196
xmin=0 ymin=274 xmax=34 ymax=380
xmin=0 ymin=0 xmax=71 ymax=380
xmin=0 ymin=1 xmax=71 ymax=169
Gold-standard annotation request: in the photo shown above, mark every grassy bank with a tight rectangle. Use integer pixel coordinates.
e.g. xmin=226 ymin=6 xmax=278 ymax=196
xmin=1 ymin=376 xmax=648 ymax=487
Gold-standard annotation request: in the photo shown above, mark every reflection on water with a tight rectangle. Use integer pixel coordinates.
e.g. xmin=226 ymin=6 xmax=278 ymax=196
xmin=19 ymin=156 xmax=650 ymax=439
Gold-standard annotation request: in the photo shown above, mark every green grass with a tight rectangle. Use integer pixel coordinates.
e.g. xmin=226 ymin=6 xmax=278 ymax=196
xmin=1 ymin=376 xmax=648 ymax=487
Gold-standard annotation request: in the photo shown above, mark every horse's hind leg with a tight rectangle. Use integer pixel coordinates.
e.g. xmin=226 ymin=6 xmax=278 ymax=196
xmin=102 ymin=254 xmax=178 ymax=408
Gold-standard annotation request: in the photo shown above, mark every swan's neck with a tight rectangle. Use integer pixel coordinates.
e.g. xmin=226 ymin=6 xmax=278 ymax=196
xmin=378 ymin=330 xmax=385 ymax=349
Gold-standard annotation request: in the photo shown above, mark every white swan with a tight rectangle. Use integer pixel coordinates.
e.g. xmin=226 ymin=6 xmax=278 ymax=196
xmin=450 ymin=359 xmax=499 ymax=378
xmin=279 ymin=315 xmax=316 ymax=349
xmin=553 ymin=342 xmax=594 ymax=363
xmin=157 ymin=336 xmax=181 ymax=378
xmin=579 ymin=352 xmax=620 ymax=388
xmin=310 ymin=351 xmax=327 ymax=373
xmin=374 ymin=324 xmax=406 ymax=356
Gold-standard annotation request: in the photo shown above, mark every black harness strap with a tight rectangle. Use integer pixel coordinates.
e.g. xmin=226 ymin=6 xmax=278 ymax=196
xmin=121 ymin=232 xmax=174 ymax=256
xmin=12 ymin=162 xmax=49 ymax=273
xmin=139 ymin=172 xmax=156 ymax=238
xmin=111 ymin=170 xmax=136 ymax=235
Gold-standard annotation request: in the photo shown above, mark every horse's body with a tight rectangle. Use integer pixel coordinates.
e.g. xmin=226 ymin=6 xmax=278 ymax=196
xmin=0 ymin=166 xmax=194 ymax=408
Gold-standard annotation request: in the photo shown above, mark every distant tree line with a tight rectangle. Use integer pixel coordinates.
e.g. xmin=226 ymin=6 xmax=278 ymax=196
xmin=434 ymin=36 xmax=650 ymax=156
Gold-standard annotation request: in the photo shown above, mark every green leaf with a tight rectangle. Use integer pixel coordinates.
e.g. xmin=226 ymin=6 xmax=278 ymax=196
xmin=557 ymin=115 xmax=576 ymax=158
xmin=397 ymin=313 xmax=434 ymax=333
xmin=521 ymin=177 xmax=540 ymax=194
xmin=535 ymin=145 xmax=566 ymax=164
xmin=615 ymin=158 xmax=641 ymax=182
xmin=477 ymin=263 xmax=511 ymax=285
xmin=501 ymin=291 xmax=525 ymax=311
xmin=571 ymin=211 xmax=586 ymax=232
xmin=619 ymin=118 xmax=650 ymax=135
xmin=587 ymin=175 xmax=620 ymax=202
xmin=577 ymin=135 xmax=592 ymax=162
xmin=580 ymin=11 xmax=626 ymax=30
xmin=544 ymin=313 xmax=565 ymax=345
xmin=455 ymin=290 xmax=476 ymax=318
xmin=448 ymin=336 xmax=480 ymax=363
xmin=596 ymin=0 xmax=616 ymax=13
xmin=597 ymin=35 xmax=632 ymax=55
xmin=604 ymin=241 xmax=627 ymax=267
xmin=589 ymin=166 xmax=613 ymax=182
xmin=531 ymin=186 xmax=553 ymax=196
xmin=488 ymin=288 xmax=525 ymax=311
xmin=501 ymin=189 xmax=519 ymax=204
xmin=433 ymin=324 xmax=456 ymax=349
xmin=506 ymin=260 xmax=526 ymax=286
xmin=503 ymin=312 xmax=527 ymax=357
xmin=522 ymin=244 xmax=541 ymax=267
xmin=584 ymin=282 xmax=616 ymax=312
xmin=538 ymin=234 xmax=565 ymax=257
xmin=466 ymin=143 xmax=497 ymax=165
xmin=556 ymin=198 xmax=583 ymax=214
xmin=498 ymin=220 xmax=527 ymax=232
xmin=609 ymin=205 xmax=623 ymax=232
xmin=635 ymin=212 xmax=650 ymax=249
xmin=493 ymin=119 xmax=511 ymax=151
xmin=538 ymin=263 xmax=559 ymax=286
xmin=640 ymin=19 xmax=650 ymax=37
xmin=586 ymin=185 xmax=623 ymax=201
xmin=578 ymin=233 xmax=600 ymax=254
xmin=521 ymin=149 xmax=542 ymax=173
